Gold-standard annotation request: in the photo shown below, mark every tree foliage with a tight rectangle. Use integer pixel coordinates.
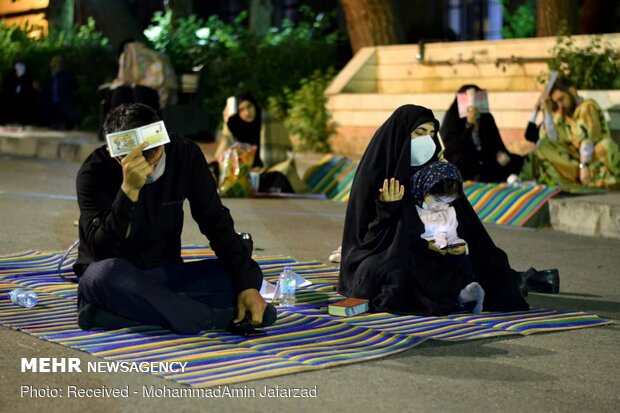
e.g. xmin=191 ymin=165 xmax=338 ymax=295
xmin=146 ymin=7 xmax=345 ymax=146
xmin=501 ymin=0 xmax=536 ymax=39
xmin=0 ymin=18 xmax=114 ymax=129
xmin=545 ymin=33 xmax=620 ymax=90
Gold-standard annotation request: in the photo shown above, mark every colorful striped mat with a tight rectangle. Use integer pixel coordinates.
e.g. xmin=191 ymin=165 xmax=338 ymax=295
xmin=303 ymin=155 xmax=561 ymax=227
xmin=303 ymin=155 xmax=356 ymax=203
xmin=0 ymin=246 xmax=609 ymax=388
xmin=463 ymin=181 xmax=561 ymax=227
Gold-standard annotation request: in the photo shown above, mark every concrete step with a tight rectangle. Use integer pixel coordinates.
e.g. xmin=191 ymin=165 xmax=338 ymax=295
xmin=549 ymin=193 xmax=620 ymax=240
xmin=0 ymin=128 xmax=100 ymax=164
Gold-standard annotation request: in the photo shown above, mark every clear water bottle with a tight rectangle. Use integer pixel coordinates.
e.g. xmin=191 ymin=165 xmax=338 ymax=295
xmin=278 ymin=266 xmax=297 ymax=307
xmin=9 ymin=289 xmax=38 ymax=308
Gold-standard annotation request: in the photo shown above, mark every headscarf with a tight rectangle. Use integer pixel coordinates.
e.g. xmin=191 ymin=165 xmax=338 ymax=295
xmin=411 ymin=161 xmax=463 ymax=207
xmin=342 ymin=104 xmax=440 ymax=253
xmin=226 ymin=91 xmax=263 ymax=167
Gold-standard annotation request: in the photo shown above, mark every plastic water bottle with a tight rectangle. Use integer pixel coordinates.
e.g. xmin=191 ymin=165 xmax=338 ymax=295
xmin=278 ymin=266 xmax=297 ymax=307
xmin=9 ymin=289 xmax=38 ymax=308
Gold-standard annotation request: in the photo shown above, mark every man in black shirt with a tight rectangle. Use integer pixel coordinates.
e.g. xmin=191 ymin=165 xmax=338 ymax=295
xmin=74 ymin=104 xmax=275 ymax=334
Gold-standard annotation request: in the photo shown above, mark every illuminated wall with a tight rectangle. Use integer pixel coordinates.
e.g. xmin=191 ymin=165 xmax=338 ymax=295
xmin=0 ymin=0 xmax=49 ymax=34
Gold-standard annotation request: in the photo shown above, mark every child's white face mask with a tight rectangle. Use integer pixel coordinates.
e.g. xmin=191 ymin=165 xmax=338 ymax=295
xmin=422 ymin=194 xmax=457 ymax=212
xmin=410 ymin=135 xmax=436 ymax=166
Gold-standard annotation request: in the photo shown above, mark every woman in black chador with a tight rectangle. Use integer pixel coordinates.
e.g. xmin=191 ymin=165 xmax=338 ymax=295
xmin=337 ymin=104 xmax=548 ymax=316
xmin=440 ymin=84 xmax=523 ymax=182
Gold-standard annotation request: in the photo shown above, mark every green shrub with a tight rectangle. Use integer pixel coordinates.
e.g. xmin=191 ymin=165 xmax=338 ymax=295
xmin=145 ymin=7 xmax=345 ymax=138
xmin=545 ymin=33 xmax=620 ymax=90
xmin=501 ymin=0 xmax=536 ymax=39
xmin=0 ymin=18 xmax=114 ymax=130
xmin=268 ymin=69 xmax=336 ymax=153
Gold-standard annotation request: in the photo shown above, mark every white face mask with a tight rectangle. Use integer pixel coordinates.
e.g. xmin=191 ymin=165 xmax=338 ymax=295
xmin=410 ymin=135 xmax=436 ymax=166
xmin=15 ymin=63 xmax=26 ymax=78
xmin=145 ymin=151 xmax=166 ymax=184
xmin=422 ymin=195 xmax=457 ymax=212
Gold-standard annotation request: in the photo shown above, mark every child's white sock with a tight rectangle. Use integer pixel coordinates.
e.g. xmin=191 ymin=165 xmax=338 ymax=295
xmin=458 ymin=282 xmax=485 ymax=314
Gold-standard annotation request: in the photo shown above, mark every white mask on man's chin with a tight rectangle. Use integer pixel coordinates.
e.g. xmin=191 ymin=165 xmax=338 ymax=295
xmin=410 ymin=135 xmax=436 ymax=166
xmin=145 ymin=151 xmax=166 ymax=184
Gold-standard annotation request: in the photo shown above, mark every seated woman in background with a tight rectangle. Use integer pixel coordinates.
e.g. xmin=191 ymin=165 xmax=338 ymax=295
xmin=108 ymin=40 xmax=178 ymax=113
xmin=440 ymin=84 xmax=523 ymax=183
xmin=338 ymin=104 xmax=557 ymax=316
xmin=215 ymin=91 xmax=307 ymax=193
xmin=524 ymin=76 xmax=620 ymax=190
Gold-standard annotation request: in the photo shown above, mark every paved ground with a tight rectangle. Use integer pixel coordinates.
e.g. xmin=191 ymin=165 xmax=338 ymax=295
xmin=0 ymin=155 xmax=619 ymax=413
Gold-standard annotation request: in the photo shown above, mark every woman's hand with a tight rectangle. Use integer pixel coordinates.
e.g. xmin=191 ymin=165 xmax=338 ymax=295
xmin=466 ymin=106 xmax=479 ymax=126
xmin=542 ymin=94 xmax=554 ymax=114
xmin=222 ymin=105 xmax=230 ymax=124
xmin=379 ymin=178 xmax=404 ymax=202
xmin=496 ymin=151 xmax=511 ymax=167
xmin=579 ymin=164 xmax=591 ymax=185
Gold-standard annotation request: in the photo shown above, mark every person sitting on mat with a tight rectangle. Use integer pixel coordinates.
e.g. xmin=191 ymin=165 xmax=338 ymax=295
xmin=214 ymin=91 xmax=307 ymax=194
xmin=410 ymin=160 xmax=484 ymax=313
xmin=73 ymin=103 xmax=276 ymax=334
xmin=523 ymin=76 xmax=620 ymax=190
xmin=337 ymin=104 xmax=559 ymax=316
xmin=440 ymin=84 xmax=523 ymax=183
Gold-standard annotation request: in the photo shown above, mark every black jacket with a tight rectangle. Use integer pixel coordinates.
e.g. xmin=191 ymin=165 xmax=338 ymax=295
xmin=74 ymin=135 xmax=262 ymax=292
xmin=440 ymin=95 xmax=523 ymax=182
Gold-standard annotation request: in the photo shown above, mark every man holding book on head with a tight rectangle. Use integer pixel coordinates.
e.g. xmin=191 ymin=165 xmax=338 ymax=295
xmin=73 ymin=103 xmax=276 ymax=334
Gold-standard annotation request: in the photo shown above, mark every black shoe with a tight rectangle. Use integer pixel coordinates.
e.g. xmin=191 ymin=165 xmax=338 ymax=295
xmin=203 ymin=307 xmax=235 ymax=331
xmin=526 ymin=268 xmax=560 ymax=294
xmin=516 ymin=269 xmax=531 ymax=298
xmin=228 ymin=303 xmax=277 ymax=335
xmin=77 ymin=303 xmax=141 ymax=331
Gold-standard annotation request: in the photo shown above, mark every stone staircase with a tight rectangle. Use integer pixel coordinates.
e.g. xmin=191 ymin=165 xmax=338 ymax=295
xmin=325 ymin=34 xmax=620 ymax=157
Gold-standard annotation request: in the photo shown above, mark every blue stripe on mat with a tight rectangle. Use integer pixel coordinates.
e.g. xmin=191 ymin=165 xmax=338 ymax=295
xmin=0 ymin=247 xmax=610 ymax=388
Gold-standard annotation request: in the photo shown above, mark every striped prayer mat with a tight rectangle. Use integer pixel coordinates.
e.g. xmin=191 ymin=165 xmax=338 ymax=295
xmin=463 ymin=181 xmax=561 ymax=227
xmin=303 ymin=155 xmax=356 ymax=203
xmin=0 ymin=246 xmax=609 ymax=388
xmin=303 ymin=155 xmax=561 ymax=227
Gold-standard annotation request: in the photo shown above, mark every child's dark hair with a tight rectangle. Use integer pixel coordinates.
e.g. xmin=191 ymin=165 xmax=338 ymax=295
xmin=428 ymin=179 xmax=462 ymax=199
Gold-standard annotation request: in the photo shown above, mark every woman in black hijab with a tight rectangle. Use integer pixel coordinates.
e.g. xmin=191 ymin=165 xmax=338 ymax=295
xmin=224 ymin=91 xmax=263 ymax=167
xmin=440 ymin=84 xmax=523 ymax=182
xmin=215 ymin=91 xmax=307 ymax=193
xmin=337 ymin=104 xmax=530 ymax=315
